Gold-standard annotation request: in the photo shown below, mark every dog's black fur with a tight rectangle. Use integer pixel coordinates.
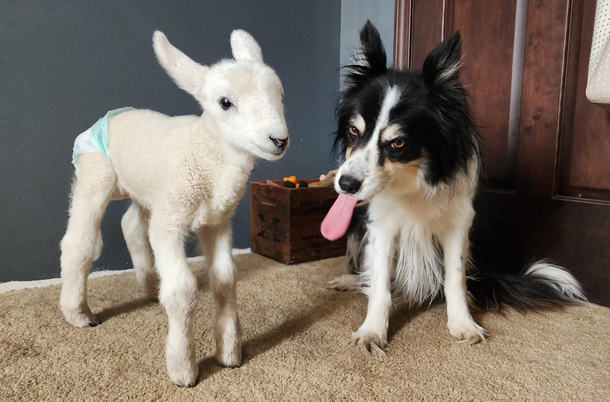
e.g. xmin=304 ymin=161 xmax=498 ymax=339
xmin=334 ymin=21 xmax=585 ymax=312
xmin=336 ymin=22 xmax=480 ymax=186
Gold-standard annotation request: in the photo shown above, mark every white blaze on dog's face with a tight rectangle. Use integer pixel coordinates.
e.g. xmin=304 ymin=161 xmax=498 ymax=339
xmin=337 ymin=86 xmax=396 ymax=198
xmin=152 ymin=30 xmax=288 ymax=161
xmin=334 ymin=86 xmax=426 ymax=201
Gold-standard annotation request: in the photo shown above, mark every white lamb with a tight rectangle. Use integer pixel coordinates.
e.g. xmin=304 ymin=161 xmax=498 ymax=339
xmin=59 ymin=30 xmax=288 ymax=387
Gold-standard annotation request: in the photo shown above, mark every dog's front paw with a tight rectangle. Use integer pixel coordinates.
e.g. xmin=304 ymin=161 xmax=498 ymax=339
xmin=60 ymin=305 xmax=98 ymax=328
xmin=351 ymin=326 xmax=387 ymax=356
xmin=448 ymin=318 xmax=486 ymax=345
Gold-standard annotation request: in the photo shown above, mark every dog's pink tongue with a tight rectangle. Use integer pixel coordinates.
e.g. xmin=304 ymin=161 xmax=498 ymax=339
xmin=321 ymin=194 xmax=358 ymax=241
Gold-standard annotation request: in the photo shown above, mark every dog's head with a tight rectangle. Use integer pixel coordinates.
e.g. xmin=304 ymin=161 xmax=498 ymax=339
xmin=334 ymin=22 xmax=478 ymax=200
xmin=153 ymin=30 xmax=288 ymax=161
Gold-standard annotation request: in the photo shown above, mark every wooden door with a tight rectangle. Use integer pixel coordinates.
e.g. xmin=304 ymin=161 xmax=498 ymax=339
xmin=394 ymin=0 xmax=610 ymax=306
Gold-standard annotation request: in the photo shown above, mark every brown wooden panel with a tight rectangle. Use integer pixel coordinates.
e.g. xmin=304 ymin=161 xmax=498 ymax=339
xmin=396 ymin=0 xmax=518 ymax=188
xmin=473 ymin=191 xmax=610 ymax=306
xmin=393 ymin=0 xmax=412 ymax=70
xmin=516 ymin=0 xmax=569 ymax=197
xmin=446 ymin=0 xmax=518 ymax=188
xmin=394 ymin=0 xmax=610 ymax=307
xmin=410 ymin=0 xmax=444 ymax=69
xmin=557 ymin=0 xmax=610 ymax=201
xmin=393 ymin=0 xmax=444 ymax=70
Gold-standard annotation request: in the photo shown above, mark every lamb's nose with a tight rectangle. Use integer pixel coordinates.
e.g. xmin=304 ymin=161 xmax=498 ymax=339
xmin=338 ymin=175 xmax=362 ymax=194
xmin=270 ymin=136 xmax=287 ymax=149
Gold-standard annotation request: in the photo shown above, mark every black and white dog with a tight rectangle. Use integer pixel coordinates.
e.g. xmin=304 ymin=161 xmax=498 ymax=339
xmin=326 ymin=22 xmax=585 ymax=354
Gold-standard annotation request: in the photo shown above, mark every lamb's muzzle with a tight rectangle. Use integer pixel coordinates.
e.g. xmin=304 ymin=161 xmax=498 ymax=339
xmin=270 ymin=136 xmax=288 ymax=150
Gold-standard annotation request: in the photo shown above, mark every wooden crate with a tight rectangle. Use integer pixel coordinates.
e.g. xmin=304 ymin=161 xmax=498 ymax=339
xmin=250 ymin=179 xmax=347 ymax=264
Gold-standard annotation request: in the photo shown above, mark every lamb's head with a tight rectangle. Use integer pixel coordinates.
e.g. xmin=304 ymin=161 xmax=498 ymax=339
xmin=153 ymin=30 xmax=288 ymax=161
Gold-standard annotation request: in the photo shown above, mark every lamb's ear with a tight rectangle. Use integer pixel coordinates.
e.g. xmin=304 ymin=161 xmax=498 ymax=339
xmin=422 ymin=31 xmax=462 ymax=86
xmin=230 ymin=30 xmax=263 ymax=63
xmin=153 ymin=31 xmax=208 ymax=98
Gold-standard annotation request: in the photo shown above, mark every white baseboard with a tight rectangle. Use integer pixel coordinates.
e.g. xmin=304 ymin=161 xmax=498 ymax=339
xmin=0 ymin=248 xmax=251 ymax=294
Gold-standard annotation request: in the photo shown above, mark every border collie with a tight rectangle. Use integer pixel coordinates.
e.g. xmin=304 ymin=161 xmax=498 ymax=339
xmin=325 ymin=22 xmax=585 ymax=354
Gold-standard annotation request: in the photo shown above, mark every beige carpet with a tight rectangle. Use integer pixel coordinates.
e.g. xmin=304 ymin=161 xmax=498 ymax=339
xmin=1 ymin=253 xmax=609 ymax=401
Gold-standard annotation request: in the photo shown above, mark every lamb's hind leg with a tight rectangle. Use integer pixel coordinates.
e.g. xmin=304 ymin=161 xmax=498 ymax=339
xmin=121 ymin=202 xmax=158 ymax=300
xmin=60 ymin=153 xmax=116 ymax=327
xmin=199 ymin=219 xmax=242 ymax=368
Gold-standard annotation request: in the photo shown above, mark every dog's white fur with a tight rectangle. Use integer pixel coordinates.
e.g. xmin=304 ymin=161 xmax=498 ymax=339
xmin=59 ymin=30 xmax=288 ymax=387
xmin=331 ymin=98 xmax=487 ymax=352
xmin=330 ymin=87 xmax=584 ymax=355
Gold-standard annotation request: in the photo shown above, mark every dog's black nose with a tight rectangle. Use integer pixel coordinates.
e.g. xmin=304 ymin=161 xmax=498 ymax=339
xmin=270 ymin=137 xmax=287 ymax=149
xmin=338 ymin=175 xmax=361 ymax=194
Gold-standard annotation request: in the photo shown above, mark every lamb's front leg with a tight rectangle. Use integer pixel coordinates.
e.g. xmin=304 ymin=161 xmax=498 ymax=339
xmin=352 ymin=226 xmax=395 ymax=355
xmin=149 ymin=217 xmax=198 ymax=387
xmin=198 ymin=219 xmax=242 ymax=368
xmin=443 ymin=214 xmax=485 ymax=345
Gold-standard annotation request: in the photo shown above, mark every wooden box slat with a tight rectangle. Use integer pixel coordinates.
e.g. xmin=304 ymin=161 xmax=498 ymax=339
xmin=250 ymin=180 xmax=346 ymax=264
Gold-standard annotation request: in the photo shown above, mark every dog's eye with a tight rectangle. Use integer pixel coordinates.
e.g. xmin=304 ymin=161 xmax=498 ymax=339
xmin=220 ymin=98 xmax=233 ymax=110
xmin=348 ymin=126 xmax=359 ymax=136
xmin=391 ymin=139 xmax=405 ymax=149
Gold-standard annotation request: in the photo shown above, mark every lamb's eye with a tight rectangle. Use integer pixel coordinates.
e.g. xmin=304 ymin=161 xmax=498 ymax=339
xmin=348 ymin=126 xmax=359 ymax=136
xmin=220 ymin=98 xmax=233 ymax=110
xmin=391 ymin=139 xmax=405 ymax=149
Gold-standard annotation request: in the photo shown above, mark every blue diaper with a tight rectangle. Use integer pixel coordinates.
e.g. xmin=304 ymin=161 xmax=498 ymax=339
xmin=72 ymin=107 xmax=135 ymax=176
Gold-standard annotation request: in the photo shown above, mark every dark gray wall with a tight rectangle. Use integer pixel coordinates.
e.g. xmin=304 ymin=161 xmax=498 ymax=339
xmin=0 ymin=0 xmax=341 ymax=282
xmin=340 ymin=0 xmax=394 ymax=67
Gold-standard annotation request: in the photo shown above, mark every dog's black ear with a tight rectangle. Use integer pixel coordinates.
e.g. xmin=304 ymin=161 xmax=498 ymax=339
xmin=422 ymin=31 xmax=462 ymax=86
xmin=344 ymin=21 xmax=388 ymax=84
xmin=355 ymin=20 xmax=387 ymax=74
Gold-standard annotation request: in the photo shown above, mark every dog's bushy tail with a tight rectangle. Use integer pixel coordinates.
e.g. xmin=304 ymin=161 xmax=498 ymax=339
xmin=467 ymin=261 xmax=586 ymax=311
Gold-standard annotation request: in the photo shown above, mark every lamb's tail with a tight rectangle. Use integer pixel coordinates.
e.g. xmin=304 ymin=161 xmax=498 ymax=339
xmin=466 ymin=261 xmax=586 ymax=311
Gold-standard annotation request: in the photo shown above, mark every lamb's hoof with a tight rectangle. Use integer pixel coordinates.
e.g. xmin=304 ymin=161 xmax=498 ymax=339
xmin=61 ymin=306 xmax=98 ymax=328
xmin=216 ymin=348 xmax=242 ymax=368
xmin=448 ymin=319 xmax=486 ymax=345
xmin=167 ymin=347 xmax=198 ymax=387
xmin=217 ymin=359 xmax=241 ymax=369
xmin=351 ymin=326 xmax=387 ymax=356
xmin=168 ymin=363 xmax=198 ymax=388
xmin=173 ymin=378 xmax=197 ymax=388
